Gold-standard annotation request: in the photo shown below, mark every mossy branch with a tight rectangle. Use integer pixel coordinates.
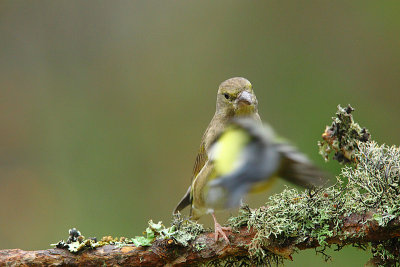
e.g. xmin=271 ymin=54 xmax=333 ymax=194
xmin=0 ymin=214 xmax=400 ymax=266
xmin=1 ymin=105 xmax=399 ymax=266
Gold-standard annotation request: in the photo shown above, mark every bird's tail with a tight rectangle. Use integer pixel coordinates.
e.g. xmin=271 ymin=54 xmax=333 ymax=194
xmin=173 ymin=186 xmax=191 ymax=214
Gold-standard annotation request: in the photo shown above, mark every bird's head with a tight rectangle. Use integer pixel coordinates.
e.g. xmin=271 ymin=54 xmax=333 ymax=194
xmin=216 ymin=77 xmax=258 ymax=117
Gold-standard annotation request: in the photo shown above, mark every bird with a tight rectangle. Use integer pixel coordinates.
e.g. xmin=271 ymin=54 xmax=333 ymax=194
xmin=174 ymin=77 xmax=260 ymax=210
xmin=174 ymin=77 xmax=260 ymax=241
xmin=174 ymin=77 xmax=326 ymax=243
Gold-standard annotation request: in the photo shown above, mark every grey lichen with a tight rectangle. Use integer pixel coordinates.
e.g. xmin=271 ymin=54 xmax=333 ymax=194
xmin=228 ymin=185 xmax=344 ymax=262
xmin=51 ymin=228 xmax=106 ymax=253
xmin=342 ymin=141 xmax=400 ymax=229
xmin=319 ymin=104 xmax=370 ymax=163
xmin=170 ymin=213 xmax=205 ymax=247
xmin=128 ymin=218 xmax=204 ymax=247
xmin=52 ymin=218 xmax=205 ymax=253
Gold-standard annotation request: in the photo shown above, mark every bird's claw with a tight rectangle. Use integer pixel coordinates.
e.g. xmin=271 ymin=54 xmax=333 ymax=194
xmin=214 ymin=222 xmax=231 ymax=243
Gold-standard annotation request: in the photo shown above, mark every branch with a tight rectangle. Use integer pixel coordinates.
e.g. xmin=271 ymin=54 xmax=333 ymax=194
xmin=1 ymin=211 xmax=400 ymax=266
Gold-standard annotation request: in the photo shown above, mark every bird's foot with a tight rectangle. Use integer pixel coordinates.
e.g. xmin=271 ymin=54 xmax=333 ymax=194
xmin=211 ymin=212 xmax=231 ymax=243
xmin=214 ymin=222 xmax=231 ymax=243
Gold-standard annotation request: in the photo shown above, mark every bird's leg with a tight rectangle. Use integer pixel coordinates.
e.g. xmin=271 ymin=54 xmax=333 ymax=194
xmin=211 ymin=213 xmax=231 ymax=243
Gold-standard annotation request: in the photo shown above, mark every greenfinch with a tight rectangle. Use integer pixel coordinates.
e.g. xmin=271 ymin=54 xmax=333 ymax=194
xmin=174 ymin=77 xmax=325 ymax=243
xmin=174 ymin=77 xmax=260 ymax=214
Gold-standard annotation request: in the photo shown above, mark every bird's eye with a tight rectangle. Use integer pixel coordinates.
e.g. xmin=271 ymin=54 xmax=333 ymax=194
xmin=223 ymin=93 xmax=230 ymax=100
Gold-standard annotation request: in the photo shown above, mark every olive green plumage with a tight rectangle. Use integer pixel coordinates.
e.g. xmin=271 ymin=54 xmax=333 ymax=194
xmin=174 ymin=77 xmax=261 ymax=217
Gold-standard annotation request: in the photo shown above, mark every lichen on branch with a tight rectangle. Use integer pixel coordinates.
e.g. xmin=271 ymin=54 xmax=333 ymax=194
xmin=319 ymin=104 xmax=370 ymax=163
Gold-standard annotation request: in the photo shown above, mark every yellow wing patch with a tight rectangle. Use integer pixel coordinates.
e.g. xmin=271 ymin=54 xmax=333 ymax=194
xmin=212 ymin=126 xmax=251 ymax=176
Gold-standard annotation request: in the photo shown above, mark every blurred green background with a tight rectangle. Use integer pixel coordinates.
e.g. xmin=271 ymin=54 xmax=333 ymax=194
xmin=1 ymin=1 xmax=399 ymax=265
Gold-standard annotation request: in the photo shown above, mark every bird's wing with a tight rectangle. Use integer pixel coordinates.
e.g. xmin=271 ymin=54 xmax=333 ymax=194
xmin=207 ymin=133 xmax=280 ymax=209
xmin=173 ymin=137 xmax=208 ymax=214
xmin=192 ymin=143 xmax=207 ymax=179
xmin=173 ymin=117 xmax=215 ymax=214
xmin=277 ymin=143 xmax=327 ymax=188
xmin=190 ymin=159 xmax=216 ymax=219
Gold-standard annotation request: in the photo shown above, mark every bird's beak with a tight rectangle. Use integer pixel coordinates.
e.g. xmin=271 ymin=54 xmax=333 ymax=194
xmin=237 ymin=91 xmax=253 ymax=106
